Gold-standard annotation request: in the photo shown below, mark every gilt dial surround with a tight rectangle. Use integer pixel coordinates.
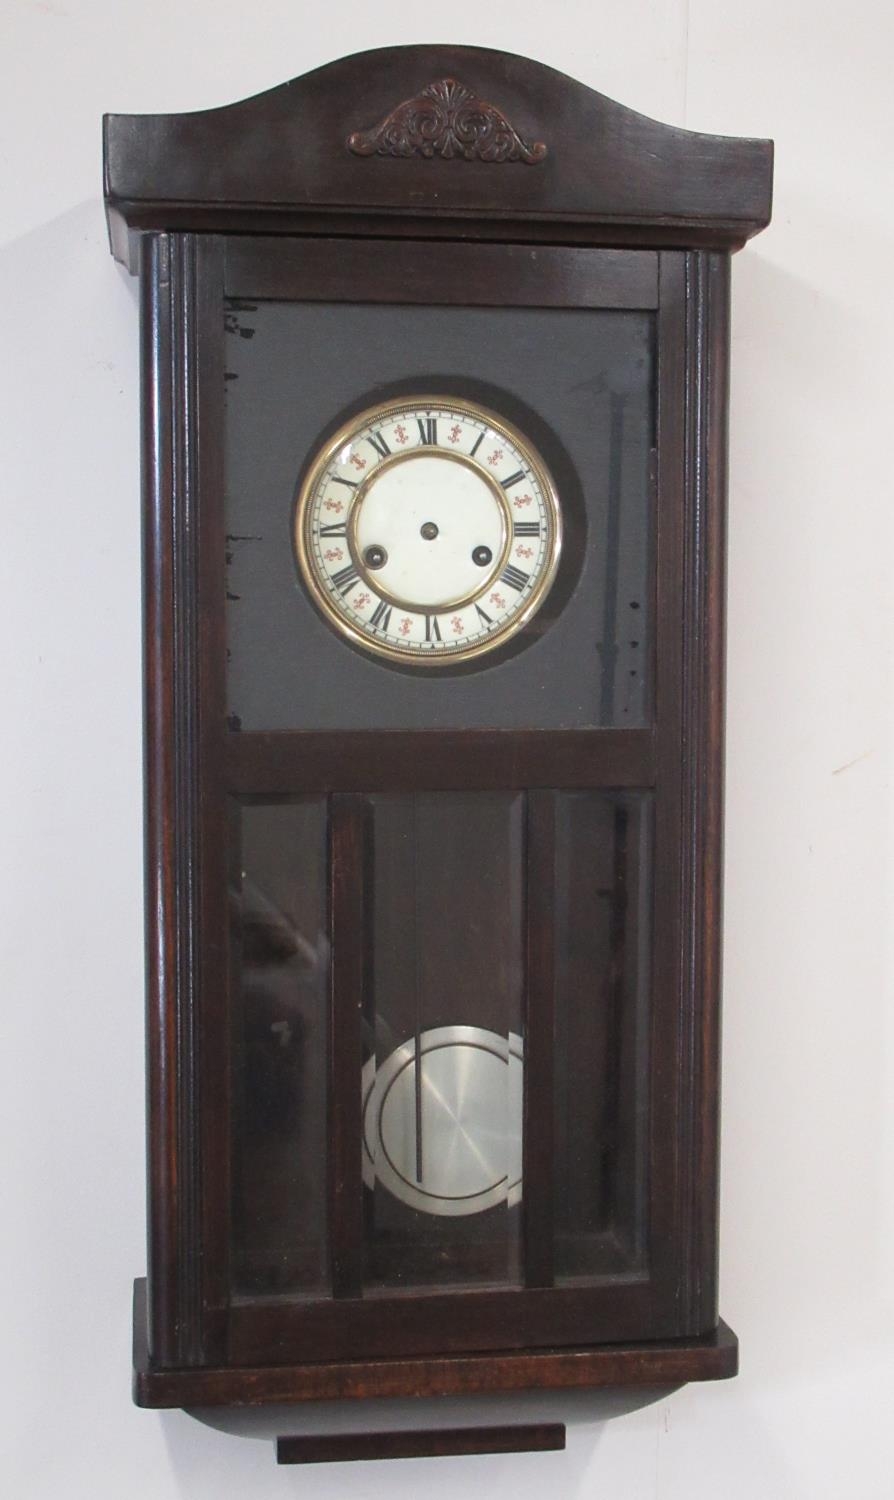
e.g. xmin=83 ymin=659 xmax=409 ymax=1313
xmin=294 ymin=396 xmax=562 ymax=664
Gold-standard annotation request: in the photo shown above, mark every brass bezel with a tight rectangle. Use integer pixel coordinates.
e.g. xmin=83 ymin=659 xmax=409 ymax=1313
xmin=294 ymin=395 xmax=562 ymax=666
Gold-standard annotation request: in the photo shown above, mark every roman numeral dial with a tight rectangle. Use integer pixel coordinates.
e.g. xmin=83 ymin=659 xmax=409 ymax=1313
xmin=295 ymin=395 xmax=562 ymax=664
xmin=501 ymin=564 xmax=530 ymax=592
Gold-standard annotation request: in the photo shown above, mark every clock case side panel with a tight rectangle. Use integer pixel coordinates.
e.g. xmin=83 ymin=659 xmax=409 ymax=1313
xmin=652 ymin=249 xmax=730 ymax=1336
xmin=140 ymin=231 xmax=230 ymax=1369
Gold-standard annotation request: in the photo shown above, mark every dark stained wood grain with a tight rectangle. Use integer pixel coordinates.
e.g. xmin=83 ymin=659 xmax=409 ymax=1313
xmin=227 ymin=1276 xmax=656 ymax=1367
xmin=523 ymin=791 xmax=557 ymax=1288
xmin=346 ymin=75 xmax=548 ymax=165
xmin=141 ymin=233 xmax=233 ymax=1368
xmin=132 ymin=1281 xmax=737 ymax=1408
xmin=276 ymin=1424 xmax=566 ymax=1464
xmin=105 ymin=45 xmax=772 ymax=272
xmin=598 ymin=801 xmax=631 ymax=1231
xmin=225 ymin=730 xmax=656 ymax=796
xmin=193 ymin=236 xmax=230 ymax=1364
xmin=682 ymin=250 xmax=731 ymax=1329
xmin=224 ymin=238 xmax=658 ymax=309
xmin=647 ymin=249 xmax=731 ymax=1335
xmin=140 ymin=232 xmax=204 ymax=1368
xmin=139 ymin=231 xmax=178 ymax=1369
xmin=648 ymin=249 xmax=689 ymax=1334
xmin=328 ymin=795 xmax=369 ymax=1299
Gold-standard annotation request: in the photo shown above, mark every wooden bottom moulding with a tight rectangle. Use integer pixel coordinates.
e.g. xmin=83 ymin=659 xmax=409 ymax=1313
xmin=132 ymin=1280 xmax=738 ymax=1410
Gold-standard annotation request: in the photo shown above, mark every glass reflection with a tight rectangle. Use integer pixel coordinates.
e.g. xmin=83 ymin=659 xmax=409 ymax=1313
xmin=231 ymin=799 xmax=329 ymax=1295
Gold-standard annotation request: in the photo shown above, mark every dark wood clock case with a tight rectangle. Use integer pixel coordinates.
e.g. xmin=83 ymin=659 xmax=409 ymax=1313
xmin=104 ymin=45 xmax=772 ymax=1426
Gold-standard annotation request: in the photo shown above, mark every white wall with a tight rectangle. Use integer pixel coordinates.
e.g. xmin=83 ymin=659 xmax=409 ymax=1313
xmin=3 ymin=3 xmax=892 ymax=1496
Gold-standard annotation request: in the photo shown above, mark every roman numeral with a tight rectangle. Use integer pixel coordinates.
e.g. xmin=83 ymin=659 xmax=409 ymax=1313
xmin=475 ymin=603 xmax=494 ymax=626
xmin=500 ymin=470 xmax=526 ymax=489
xmin=370 ymin=600 xmax=392 ymax=632
xmin=417 ymin=416 xmax=438 ymax=445
xmin=425 ymin=613 xmax=442 ymax=643
xmin=470 ymin=431 xmax=485 ymax=457
xmin=500 ymin=564 xmax=530 ymax=592
xmin=513 ymin=522 xmax=540 ymax=537
xmin=319 ymin=523 xmax=347 ymax=537
xmin=331 ymin=563 xmax=360 ymax=594
xmin=367 ymin=432 xmax=390 ymax=459
xmin=330 ymin=475 xmax=358 ymax=489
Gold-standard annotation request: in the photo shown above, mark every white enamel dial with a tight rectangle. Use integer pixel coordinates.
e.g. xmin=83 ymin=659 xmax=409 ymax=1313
xmin=294 ymin=396 xmax=561 ymax=664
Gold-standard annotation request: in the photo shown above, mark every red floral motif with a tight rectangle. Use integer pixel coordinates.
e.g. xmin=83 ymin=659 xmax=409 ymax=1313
xmin=448 ymin=423 xmax=462 ymax=444
xmin=323 ymin=498 xmax=344 ymax=513
xmin=512 ymin=493 xmax=533 ymax=508
xmin=515 ymin=544 xmax=533 ymax=559
xmin=394 ymin=423 xmax=409 ymax=446
xmin=487 ymin=448 xmax=504 ymax=466
xmin=399 ymin=617 xmax=413 ymax=636
xmin=355 ymin=592 xmax=371 ymax=608
xmin=350 ymin=453 xmax=367 ymax=471
xmin=451 ymin=616 xmax=464 ymax=635
xmin=324 ymin=547 xmax=344 ymax=562
xmin=489 ymin=592 xmax=506 ymax=609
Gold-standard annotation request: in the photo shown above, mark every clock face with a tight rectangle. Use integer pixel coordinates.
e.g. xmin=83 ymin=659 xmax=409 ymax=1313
xmin=294 ymin=396 xmax=561 ymax=664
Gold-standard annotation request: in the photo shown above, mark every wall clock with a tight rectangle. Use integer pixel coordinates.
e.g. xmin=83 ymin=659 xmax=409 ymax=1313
xmin=104 ymin=45 xmax=772 ymax=1464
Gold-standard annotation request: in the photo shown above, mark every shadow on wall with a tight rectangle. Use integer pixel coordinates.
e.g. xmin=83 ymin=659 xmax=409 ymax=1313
xmin=724 ymin=235 xmax=893 ymax=1383
xmin=156 ymin=1386 xmax=672 ymax=1493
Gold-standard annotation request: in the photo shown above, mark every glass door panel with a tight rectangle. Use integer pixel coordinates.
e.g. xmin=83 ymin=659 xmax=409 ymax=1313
xmin=363 ymin=792 xmax=524 ymax=1292
xmin=227 ymin=788 xmax=653 ymax=1315
xmin=230 ymin=797 xmax=329 ymax=1296
xmin=552 ymin=792 xmax=652 ymax=1282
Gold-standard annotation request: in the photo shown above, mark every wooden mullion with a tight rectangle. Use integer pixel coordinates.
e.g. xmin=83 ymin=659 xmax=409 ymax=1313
xmin=522 ymin=791 xmax=557 ymax=1288
xmin=225 ymin=728 xmax=655 ymax=797
xmin=598 ymin=800 xmax=630 ymax=1230
xmin=225 ymin=238 xmax=658 ymax=308
xmin=140 ymin=231 xmax=179 ymax=1369
xmin=649 ymin=250 xmax=689 ymax=1329
xmin=193 ymin=234 xmax=230 ymax=1363
xmin=686 ymin=251 xmax=731 ymax=1328
xmin=328 ymin=794 xmax=369 ymax=1298
xmin=228 ymin=1277 xmax=655 ymax=1365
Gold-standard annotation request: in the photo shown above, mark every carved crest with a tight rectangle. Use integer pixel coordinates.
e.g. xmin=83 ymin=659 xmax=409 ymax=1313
xmin=347 ymin=78 xmax=547 ymax=164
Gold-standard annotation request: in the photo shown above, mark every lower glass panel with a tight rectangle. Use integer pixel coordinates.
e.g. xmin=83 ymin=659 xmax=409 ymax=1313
xmin=231 ymin=797 xmax=329 ymax=1295
xmin=227 ymin=787 xmax=651 ymax=1305
xmin=363 ymin=792 xmax=524 ymax=1292
xmin=553 ymin=792 xmax=652 ymax=1282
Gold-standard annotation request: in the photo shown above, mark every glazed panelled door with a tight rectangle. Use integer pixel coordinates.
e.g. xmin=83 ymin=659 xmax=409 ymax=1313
xmin=150 ymin=230 xmax=713 ymax=1370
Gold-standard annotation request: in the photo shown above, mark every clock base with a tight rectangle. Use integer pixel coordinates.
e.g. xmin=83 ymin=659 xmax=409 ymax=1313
xmin=131 ymin=1280 xmax=737 ymax=1409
